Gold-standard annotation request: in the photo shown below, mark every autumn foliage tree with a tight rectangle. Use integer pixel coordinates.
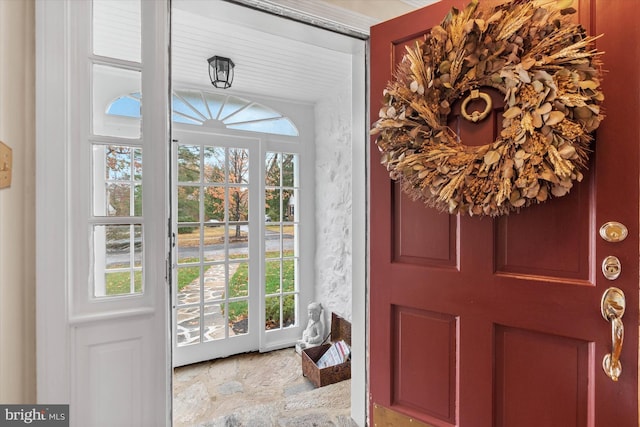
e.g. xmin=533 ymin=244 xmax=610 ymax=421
xmin=177 ymin=145 xmax=249 ymax=238
xmin=177 ymin=146 xmax=294 ymax=237
xmin=264 ymin=152 xmax=295 ymax=222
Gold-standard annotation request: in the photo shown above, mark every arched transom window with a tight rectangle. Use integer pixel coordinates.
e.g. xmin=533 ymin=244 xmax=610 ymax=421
xmin=107 ymin=89 xmax=299 ymax=136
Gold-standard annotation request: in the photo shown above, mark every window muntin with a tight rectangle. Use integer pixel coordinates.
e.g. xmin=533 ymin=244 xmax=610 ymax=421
xmin=219 ymin=96 xmax=251 ymax=121
xmin=225 ymin=104 xmax=280 ymax=123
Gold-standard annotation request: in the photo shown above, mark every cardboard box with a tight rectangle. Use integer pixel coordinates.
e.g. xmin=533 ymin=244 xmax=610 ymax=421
xmin=301 ymin=312 xmax=352 ymax=387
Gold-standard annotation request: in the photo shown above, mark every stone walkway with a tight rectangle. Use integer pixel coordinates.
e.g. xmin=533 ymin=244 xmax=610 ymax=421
xmin=176 ymin=263 xmax=240 ymax=345
xmin=173 ymin=348 xmax=356 ymax=427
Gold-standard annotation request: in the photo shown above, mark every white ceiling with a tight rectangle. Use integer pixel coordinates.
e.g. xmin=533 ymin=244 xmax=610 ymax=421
xmin=172 ymin=0 xmax=438 ymax=103
xmin=289 ymin=0 xmax=434 ymax=23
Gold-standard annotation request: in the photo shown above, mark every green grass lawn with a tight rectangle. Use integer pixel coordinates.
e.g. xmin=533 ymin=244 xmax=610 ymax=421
xmin=228 ymin=251 xmax=295 ymax=327
xmin=105 ymin=270 xmax=143 ymax=295
xmin=176 ymin=260 xmax=201 ymax=291
xmin=106 ymin=251 xmax=295 ymax=328
xmin=106 ymin=258 xmax=201 ymax=295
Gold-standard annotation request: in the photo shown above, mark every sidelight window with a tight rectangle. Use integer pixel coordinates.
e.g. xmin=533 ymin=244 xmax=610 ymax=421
xmin=91 ymin=0 xmax=144 ymax=299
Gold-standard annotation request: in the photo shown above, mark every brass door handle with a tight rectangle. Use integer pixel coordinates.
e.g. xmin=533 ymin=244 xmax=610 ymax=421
xmin=601 ymin=287 xmax=625 ymax=381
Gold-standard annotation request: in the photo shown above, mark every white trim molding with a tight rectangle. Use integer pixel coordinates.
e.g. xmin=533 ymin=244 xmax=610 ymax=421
xmin=36 ymin=0 xmax=71 ymax=404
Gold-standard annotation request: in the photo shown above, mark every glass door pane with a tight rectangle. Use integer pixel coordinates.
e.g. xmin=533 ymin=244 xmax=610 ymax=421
xmin=173 ymin=136 xmax=256 ymax=366
xmin=264 ymin=152 xmax=299 ymax=332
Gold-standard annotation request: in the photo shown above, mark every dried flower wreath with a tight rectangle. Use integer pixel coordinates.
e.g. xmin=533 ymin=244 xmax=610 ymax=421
xmin=371 ymin=0 xmax=604 ymax=216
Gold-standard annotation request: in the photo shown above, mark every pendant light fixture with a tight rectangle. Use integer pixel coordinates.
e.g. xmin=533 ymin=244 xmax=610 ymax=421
xmin=207 ymin=55 xmax=235 ymax=89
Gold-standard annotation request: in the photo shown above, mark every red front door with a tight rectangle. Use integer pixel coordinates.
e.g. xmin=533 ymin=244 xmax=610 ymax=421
xmin=369 ymin=1 xmax=639 ymax=426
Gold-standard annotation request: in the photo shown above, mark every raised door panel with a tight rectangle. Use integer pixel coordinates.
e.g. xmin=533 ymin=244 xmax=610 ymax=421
xmin=394 ymin=185 xmax=458 ymax=266
xmin=74 ymin=318 xmax=154 ymax=427
xmin=494 ymin=326 xmax=592 ymax=427
xmin=495 ymin=181 xmax=592 ymax=281
xmin=393 ymin=306 xmax=458 ymax=425
xmin=388 ymin=11 xmax=460 ymax=269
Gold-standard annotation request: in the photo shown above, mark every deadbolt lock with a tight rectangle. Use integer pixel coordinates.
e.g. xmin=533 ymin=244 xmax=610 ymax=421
xmin=599 ymin=222 xmax=628 ymax=243
xmin=602 ymin=256 xmax=621 ymax=280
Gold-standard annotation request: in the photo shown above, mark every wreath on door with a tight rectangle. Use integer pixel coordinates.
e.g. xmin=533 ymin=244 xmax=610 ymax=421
xmin=371 ymin=0 xmax=604 ymax=216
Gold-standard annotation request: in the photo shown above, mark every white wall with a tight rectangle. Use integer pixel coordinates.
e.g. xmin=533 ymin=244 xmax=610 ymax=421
xmin=313 ymin=65 xmax=367 ymax=427
xmin=314 ymin=79 xmax=353 ymax=324
xmin=0 ymin=0 xmax=36 ymax=403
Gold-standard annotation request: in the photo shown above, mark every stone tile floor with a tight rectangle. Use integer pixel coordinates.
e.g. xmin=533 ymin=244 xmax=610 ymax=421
xmin=176 ymin=263 xmax=240 ymax=345
xmin=173 ymin=348 xmax=356 ymax=427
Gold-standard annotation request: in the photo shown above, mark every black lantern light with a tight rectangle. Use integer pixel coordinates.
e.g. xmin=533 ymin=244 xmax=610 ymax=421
xmin=207 ymin=55 xmax=235 ymax=89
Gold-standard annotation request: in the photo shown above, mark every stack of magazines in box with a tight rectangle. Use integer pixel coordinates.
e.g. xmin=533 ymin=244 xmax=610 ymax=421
xmin=316 ymin=340 xmax=350 ymax=368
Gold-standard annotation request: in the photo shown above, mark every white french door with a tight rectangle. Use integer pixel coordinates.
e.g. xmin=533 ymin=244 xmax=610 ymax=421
xmin=172 ymin=132 xmax=259 ymax=365
xmin=172 ymin=130 xmax=310 ymax=366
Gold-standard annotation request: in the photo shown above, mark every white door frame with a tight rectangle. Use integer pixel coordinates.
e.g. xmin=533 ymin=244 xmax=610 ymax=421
xmin=201 ymin=7 xmax=368 ymax=422
xmin=35 ymin=0 xmax=70 ymax=403
xmin=36 ymin=1 xmax=366 ymax=426
xmin=350 ymin=46 xmax=367 ymax=427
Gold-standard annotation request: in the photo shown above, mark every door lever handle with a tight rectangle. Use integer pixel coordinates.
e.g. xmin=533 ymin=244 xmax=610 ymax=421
xmin=601 ymin=287 xmax=625 ymax=381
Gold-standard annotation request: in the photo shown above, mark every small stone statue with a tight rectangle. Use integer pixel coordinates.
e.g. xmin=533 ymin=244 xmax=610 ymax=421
xmin=295 ymin=302 xmax=325 ymax=354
